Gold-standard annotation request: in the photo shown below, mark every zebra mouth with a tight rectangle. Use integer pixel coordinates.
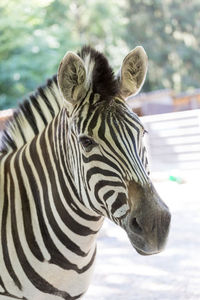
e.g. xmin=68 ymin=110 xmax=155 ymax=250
xmin=121 ymin=212 xmax=168 ymax=256
xmin=126 ymin=231 xmax=161 ymax=256
xmin=132 ymin=242 xmax=161 ymax=256
xmin=121 ymin=218 xmax=156 ymax=255
xmin=121 ymin=181 xmax=171 ymax=256
xmin=135 ymin=249 xmax=154 ymax=256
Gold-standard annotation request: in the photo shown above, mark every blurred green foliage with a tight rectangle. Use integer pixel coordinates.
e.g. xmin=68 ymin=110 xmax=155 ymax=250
xmin=0 ymin=0 xmax=200 ymax=109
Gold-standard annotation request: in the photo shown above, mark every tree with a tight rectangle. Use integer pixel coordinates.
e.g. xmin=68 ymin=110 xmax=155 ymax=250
xmin=123 ymin=0 xmax=200 ymax=92
xmin=1 ymin=0 xmax=200 ymax=110
xmin=0 ymin=0 xmax=125 ymax=110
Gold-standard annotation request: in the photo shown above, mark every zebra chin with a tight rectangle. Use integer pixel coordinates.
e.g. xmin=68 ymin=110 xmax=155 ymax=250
xmin=125 ymin=231 xmax=168 ymax=256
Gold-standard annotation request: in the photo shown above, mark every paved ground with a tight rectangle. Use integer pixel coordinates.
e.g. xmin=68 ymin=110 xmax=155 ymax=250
xmin=85 ymin=174 xmax=200 ymax=300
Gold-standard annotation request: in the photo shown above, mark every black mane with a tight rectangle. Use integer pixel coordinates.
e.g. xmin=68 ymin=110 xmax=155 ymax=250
xmin=0 ymin=75 xmax=61 ymax=152
xmin=78 ymin=46 xmax=120 ymax=100
xmin=0 ymin=46 xmax=120 ymax=153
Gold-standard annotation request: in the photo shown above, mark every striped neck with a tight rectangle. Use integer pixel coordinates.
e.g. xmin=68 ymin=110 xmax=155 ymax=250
xmin=35 ymin=109 xmax=104 ymax=250
xmin=0 ymin=75 xmax=62 ymax=153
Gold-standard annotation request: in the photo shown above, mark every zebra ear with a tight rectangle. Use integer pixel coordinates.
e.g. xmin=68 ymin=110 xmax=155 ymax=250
xmin=57 ymin=51 xmax=87 ymax=104
xmin=118 ymin=46 xmax=148 ymax=98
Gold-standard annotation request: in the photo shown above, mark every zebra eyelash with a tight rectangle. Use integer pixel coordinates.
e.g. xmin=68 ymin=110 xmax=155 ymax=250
xmin=78 ymin=135 xmax=98 ymax=152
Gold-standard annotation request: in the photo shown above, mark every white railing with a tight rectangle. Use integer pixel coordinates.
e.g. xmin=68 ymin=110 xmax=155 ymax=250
xmin=141 ymin=109 xmax=200 ymax=172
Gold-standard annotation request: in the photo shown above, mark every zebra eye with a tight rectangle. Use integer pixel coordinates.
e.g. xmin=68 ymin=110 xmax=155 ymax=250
xmin=79 ymin=136 xmax=96 ymax=151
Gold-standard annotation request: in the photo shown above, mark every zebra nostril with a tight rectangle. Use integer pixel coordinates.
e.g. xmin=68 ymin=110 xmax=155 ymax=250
xmin=131 ymin=218 xmax=143 ymax=234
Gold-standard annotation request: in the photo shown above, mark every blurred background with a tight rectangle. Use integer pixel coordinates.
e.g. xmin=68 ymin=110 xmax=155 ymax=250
xmin=1 ymin=0 xmax=200 ymax=110
xmin=0 ymin=0 xmax=200 ymax=299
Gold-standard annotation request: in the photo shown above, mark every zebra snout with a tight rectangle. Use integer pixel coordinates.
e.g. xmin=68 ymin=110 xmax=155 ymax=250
xmin=124 ymin=180 xmax=171 ymax=256
xmin=124 ymin=205 xmax=171 ymax=256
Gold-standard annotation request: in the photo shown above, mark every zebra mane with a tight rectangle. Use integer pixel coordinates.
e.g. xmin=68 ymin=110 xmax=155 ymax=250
xmin=0 ymin=75 xmax=63 ymax=153
xmin=0 ymin=46 xmax=120 ymax=153
xmin=78 ymin=46 xmax=120 ymax=100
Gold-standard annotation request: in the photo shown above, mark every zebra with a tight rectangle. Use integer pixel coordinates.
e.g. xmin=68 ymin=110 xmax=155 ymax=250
xmin=0 ymin=45 xmax=171 ymax=300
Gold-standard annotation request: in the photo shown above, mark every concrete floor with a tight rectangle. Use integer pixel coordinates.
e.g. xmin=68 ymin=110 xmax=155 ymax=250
xmin=85 ymin=176 xmax=200 ymax=300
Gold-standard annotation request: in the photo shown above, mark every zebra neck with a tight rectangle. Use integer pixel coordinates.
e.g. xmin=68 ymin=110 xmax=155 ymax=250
xmin=38 ymin=109 xmax=104 ymax=251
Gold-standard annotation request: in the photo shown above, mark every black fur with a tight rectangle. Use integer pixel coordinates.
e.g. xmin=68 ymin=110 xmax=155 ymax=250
xmin=78 ymin=46 xmax=120 ymax=100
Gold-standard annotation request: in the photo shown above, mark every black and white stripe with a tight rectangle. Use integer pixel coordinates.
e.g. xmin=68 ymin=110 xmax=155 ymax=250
xmin=0 ymin=46 xmax=168 ymax=300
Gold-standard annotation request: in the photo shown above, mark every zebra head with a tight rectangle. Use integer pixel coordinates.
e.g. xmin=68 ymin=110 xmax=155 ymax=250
xmin=57 ymin=46 xmax=171 ymax=256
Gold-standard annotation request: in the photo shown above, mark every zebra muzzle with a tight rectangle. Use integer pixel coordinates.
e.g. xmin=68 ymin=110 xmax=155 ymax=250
xmin=122 ymin=181 xmax=171 ymax=255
